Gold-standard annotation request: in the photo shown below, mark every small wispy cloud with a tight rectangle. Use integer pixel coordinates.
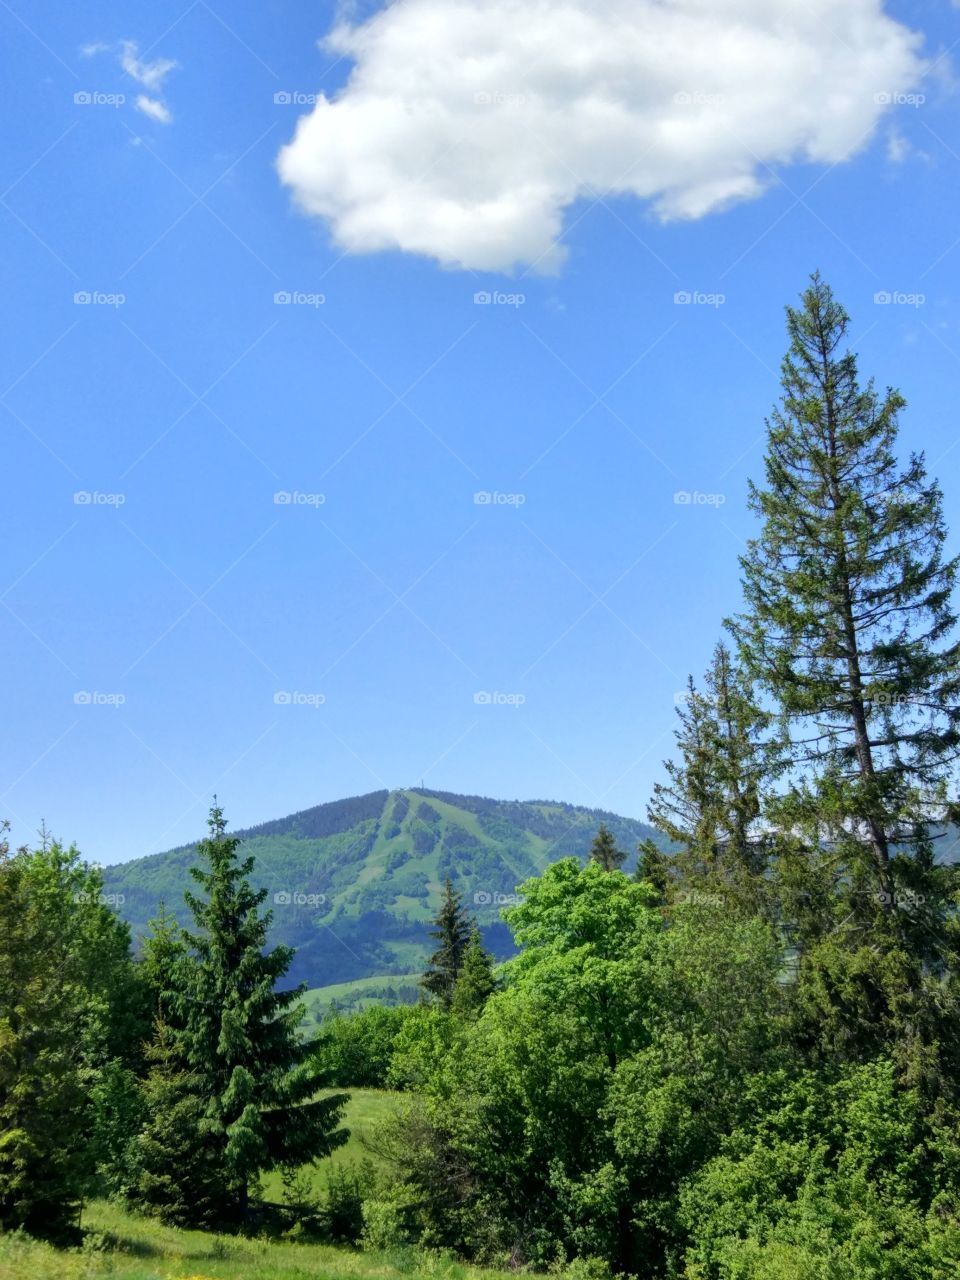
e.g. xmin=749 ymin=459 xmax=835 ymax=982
xmin=120 ymin=41 xmax=177 ymax=95
xmin=887 ymin=130 xmax=910 ymax=164
xmin=80 ymin=38 xmax=177 ymax=124
xmin=135 ymin=94 xmax=173 ymax=124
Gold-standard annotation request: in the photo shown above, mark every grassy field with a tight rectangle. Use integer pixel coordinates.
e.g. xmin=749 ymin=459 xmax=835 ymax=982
xmin=301 ymin=975 xmax=423 ymax=1023
xmin=0 ymin=1198 xmax=515 ymax=1280
xmin=260 ymin=1088 xmax=401 ymax=1201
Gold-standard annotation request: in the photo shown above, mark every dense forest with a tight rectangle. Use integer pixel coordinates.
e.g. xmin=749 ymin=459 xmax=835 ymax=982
xmin=3 ymin=277 xmax=960 ymax=1278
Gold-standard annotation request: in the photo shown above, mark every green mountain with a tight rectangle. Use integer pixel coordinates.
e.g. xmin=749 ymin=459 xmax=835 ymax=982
xmin=103 ymin=788 xmax=664 ymax=990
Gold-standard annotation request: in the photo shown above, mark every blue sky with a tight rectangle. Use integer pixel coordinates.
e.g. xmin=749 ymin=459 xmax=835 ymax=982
xmin=3 ymin=0 xmax=960 ymax=865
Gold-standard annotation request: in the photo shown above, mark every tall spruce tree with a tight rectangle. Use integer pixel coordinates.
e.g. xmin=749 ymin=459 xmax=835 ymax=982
xmin=589 ymin=823 xmax=626 ymax=872
xmin=421 ymin=878 xmax=472 ymax=1008
xmin=729 ymin=275 xmax=960 ymax=1077
xmin=145 ymin=802 xmax=347 ymax=1224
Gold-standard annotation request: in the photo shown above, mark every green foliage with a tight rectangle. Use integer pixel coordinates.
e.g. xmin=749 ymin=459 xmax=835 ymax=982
xmin=102 ymin=790 xmax=667 ymax=991
xmin=729 ymin=274 xmax=960 ymax=1082
xmin=451 ymin=927 xmax=497 ymax=1018
xmin=132 ymin=802 xmax=348 ymax=1226
xmin=87 ymin=1061 xmax=145 ymax=1199
xmin=0 ymin=830 xmax=87 ymax=1242
xmin=421 ymin=878 xmax=473 ymax=1008
xmin=588 ymin=824 xmax=626 ymax=872
xmin=322 ymin=1161 xmax=376 ymax=1244
xmin=646 ymin=642 xmax=773 ymax=913
xmin=314 ymin=1005 xmax=417 ymax=1087
xmin=133 ymin=1016 xmax=222 ymax=1226
xmin=678 ymin=1059 xmax=960 ymax=1278
xmin=0 ymin=826 xmax=144 ymax=1242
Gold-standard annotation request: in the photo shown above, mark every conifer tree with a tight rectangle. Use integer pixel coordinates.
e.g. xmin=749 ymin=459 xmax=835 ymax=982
xmin=133 ymin=1016 xmax=221 ymax=1225
xmin=635 ymin=839 xmax=670 ymax=903
xmin=451 ymin=926 xmax=497 ymax=1017
xmin=421 ymin=878 xmax=472 ymax=1008
xmin=646 ymin=642 xmax=770 ymax=902
xmin=138 ymin=900 xmax=182 ymax=1013
xmin=589 ymin=823 xmax=626 ymax=872
xmin=730 ymin=279 xmax=960 ymax=908
xmin=145 ymin=802 xmax=347 ymax=1224
xmin=730 ymin=275 xmax=960 ymax=1078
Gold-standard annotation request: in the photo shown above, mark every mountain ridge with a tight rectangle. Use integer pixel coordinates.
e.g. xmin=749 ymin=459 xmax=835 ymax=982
xmin=103 ymin=788 xmax=665 ymax=988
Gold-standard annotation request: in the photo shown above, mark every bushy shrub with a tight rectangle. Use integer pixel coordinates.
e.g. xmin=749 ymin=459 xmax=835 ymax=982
xmin=314 ymin=1004 xmax=418 ymax=1087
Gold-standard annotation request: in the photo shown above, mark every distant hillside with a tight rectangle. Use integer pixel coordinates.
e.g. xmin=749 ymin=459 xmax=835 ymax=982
xmin=103 ymin=788 xmax=665 ymax=989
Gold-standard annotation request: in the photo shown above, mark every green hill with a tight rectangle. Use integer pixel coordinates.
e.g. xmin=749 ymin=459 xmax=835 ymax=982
xmin=103 ymin=788 xmax=664 ymax=990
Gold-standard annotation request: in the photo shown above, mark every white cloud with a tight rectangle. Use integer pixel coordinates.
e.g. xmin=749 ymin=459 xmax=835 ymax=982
xmin=135 ymin=94 xmax=173 ymax=124
xmin=120 ymin=40 xmax=177 ymax=94
xmin=82 ymin=38 xmax=177 ymax=123
xmin=886 ymin=129 xmax=910 ymax=163
xmin=277 ymin=0 xmax=926 ymax=274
